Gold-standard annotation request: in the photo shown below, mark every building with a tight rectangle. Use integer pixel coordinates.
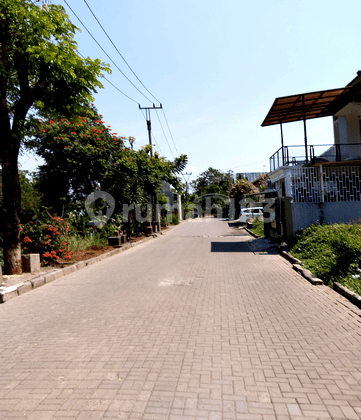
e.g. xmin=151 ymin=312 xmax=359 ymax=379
xmin=261 ymin=70 xmax=361 ymax=241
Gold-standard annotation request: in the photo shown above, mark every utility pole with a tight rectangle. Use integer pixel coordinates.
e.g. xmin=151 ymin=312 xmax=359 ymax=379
xmin=139 ymin=104 xmax=162 ymax=230
xmin=183 ymin=172 xmax=192 ymax=199
xmin=139 ymin=104 xmax=162 ymax=157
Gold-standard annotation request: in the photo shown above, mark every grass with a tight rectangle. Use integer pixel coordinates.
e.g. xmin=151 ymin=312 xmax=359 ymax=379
xmin=248 ymin=219 xmax=264 ymax=237
xmin=66 ymin=233 xmax=108 ymax=252
xmin=289 ymin=223 xmax=361 ymax=295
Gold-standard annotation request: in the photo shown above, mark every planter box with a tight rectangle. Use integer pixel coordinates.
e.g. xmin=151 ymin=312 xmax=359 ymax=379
xmin=145 ymin=226 xmax=153 ymax=236
xmin=108 ymin=236 xmax=122 ymax=247
xmin=22 ymin=254 xmax=40 ymax=274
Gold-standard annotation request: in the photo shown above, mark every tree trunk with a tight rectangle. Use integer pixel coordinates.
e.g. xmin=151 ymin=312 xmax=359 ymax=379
xmin=1 ymin=141 xmax=22 ymax=275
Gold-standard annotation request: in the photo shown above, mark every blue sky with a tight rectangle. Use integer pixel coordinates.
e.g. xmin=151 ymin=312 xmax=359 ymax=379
xmin=19 ymin=0 xmax=361 ymax=183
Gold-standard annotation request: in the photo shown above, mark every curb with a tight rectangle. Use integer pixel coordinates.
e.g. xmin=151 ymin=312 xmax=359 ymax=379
xmin=280 ymin=251 xmax=361 ymax=308
xmin=0 ymin=233 xmax=161 ymax=304
xmin=280 ymin=251 xmax=323 ymax=285
xmin=333 ymin=282 xmax=361 ymax=309
xmin=244 ymin=227 xmax=261 ymax=239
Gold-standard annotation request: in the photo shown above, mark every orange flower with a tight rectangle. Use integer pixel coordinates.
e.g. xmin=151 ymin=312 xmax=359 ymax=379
xmin=57 ymin=136 xmax=61 ymax=140
xmin=63 ymin=241 xmax=67 ymax=246
xmin=23 ymin=236 xmax=32 ymax=243
xmin=44 ymin=241 xmax=49 ymax=245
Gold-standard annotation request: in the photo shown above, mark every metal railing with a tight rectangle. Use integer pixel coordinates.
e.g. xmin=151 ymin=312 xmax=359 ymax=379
xmin=269 ymin=143 xmax=361 ymax=172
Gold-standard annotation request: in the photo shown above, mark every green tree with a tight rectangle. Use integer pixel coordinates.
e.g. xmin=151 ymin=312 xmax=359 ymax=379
xmin=190 ymin=168 xmax=233 ymax=215
xmin=191 ymin=167 xmax=234 ymax=197
xmin=0 ymin=0 xmax=109 ymax=274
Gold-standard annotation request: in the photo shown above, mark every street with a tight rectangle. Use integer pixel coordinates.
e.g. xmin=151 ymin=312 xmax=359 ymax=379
xmin=0 ymin=218 xmax=360 ymax=420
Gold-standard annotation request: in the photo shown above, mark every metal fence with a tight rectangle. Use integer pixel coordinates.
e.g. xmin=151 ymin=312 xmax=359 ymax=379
xmin=291 ymin=166 xmax=361 ymax=203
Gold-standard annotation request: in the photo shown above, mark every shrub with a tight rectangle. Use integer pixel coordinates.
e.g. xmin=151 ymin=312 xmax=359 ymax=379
xmin=21 ymin=215 xmax=73 ymax=263
xmin=289 ymin=223 xmax=361 ymax=295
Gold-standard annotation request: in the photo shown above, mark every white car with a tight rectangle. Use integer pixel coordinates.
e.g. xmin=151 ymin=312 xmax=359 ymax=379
xmin=239 ymin=207 xmax=263 ymax=224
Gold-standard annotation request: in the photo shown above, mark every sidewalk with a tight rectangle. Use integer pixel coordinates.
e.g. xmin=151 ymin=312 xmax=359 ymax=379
xmin=0 ymin=218 xmax=360 ymax=420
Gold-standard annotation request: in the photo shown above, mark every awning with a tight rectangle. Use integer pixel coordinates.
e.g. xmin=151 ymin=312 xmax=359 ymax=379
xmin=261 ymin=86 xmax=355 ymax=127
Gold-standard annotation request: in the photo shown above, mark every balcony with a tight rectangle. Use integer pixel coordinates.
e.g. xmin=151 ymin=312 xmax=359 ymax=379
xmin=269 ymin=143 xmax=361 ymax=172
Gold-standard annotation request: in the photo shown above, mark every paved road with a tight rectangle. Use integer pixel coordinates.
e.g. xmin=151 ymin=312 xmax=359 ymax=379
xmin=1 ymin=218 xmax=360 ymax=420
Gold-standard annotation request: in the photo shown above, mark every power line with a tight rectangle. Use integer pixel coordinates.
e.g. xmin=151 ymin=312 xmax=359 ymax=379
xmin=151 ymin=133 xmax=164 ymax=157
xmin=64 ymin=1 xmax=182 ymax=160
xmin=155 ymin=109 xmax=174 ymax=158
xmin=63 ymin=0 xmax=152 ymax=103
xmin=83 ymin=0 xmax=160 ymax=104
xmin=162 ymin=108 xmax=180 ymax=156
xmin=77 ymin=50 xmax=139 ymax=104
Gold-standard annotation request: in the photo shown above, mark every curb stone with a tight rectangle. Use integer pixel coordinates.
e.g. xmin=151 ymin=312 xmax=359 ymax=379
xmin=244 ymin=227 xmax=261 ymax=238
xmin=333 ymin=282 xmax=361 ymax=309
xmin=281 ymin=251 xmax=361 ymax=308
xmin=292 ymin=264 xmax=324 ymax=285
xmin=0 ymin=232 xmax=161 ymax=304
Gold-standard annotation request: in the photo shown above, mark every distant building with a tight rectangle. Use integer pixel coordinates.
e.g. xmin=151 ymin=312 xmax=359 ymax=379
xmin=236 ymin=172 xmax=265 ymax=182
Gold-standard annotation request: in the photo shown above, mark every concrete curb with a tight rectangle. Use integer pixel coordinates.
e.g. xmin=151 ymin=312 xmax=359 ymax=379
xmin=281 ymin=251 xmax=361 ymax=309
xmin=280 ymin=251 xmax=323 ymax=285
xmin=333 ymin=282 xmax=361 ymax=309
xmin=244 ymin=227 xmax=261 ymax=238
xmin=0 ymin=233 xmax=161 ymax=304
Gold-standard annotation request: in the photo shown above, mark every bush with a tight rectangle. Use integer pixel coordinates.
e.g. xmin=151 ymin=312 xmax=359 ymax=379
xmin=167 ymin=213 xmax=179 ymax=225
xmin=289 ymin=223 xmax=361 ymax=295
xmin=21 ymin=215 xmax=73 ymax=263
xmin=249 ymin=219 xmax=264 ymax=237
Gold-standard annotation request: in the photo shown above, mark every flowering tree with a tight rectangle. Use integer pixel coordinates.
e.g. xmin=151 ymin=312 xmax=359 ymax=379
xmin=0 ymin=0 xmax=110 ymax=273
xmin=30 ymin=108 xmax=187 ymax=215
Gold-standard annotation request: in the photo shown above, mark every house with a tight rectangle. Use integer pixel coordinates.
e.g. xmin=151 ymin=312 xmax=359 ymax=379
xmin=261 ymin=70 xmax=361 ymax=241
xmin=159 ymin=181 xmax=183 ymax=221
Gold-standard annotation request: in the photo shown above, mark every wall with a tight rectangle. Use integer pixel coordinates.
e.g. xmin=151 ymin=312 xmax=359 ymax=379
xmin=291 ymin=201 xmax=361 ymax=235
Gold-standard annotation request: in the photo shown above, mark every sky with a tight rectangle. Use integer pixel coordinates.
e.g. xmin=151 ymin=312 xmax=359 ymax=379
xmin=19 ymin=0 xmax=361 ymax=184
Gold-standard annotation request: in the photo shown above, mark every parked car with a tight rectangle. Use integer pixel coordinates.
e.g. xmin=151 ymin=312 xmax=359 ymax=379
xmin=238 ymin=207 xmax=263 ymax=224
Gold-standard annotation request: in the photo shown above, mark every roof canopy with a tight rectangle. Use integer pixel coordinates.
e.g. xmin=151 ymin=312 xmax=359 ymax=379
xmin=261 ymin=86 xmax=356 ymax=127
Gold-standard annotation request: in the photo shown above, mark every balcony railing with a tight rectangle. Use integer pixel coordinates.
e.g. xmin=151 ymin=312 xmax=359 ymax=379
xmin=269 ymin=143 xmax=361 ymax=172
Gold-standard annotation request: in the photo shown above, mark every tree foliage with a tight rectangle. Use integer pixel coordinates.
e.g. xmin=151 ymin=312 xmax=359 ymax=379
xmin=191 ymin=167 xmax=234 ymax=197
xmin=29 ymin=108 xmax=187 ymax=215
xmin=0 ymin=0 xmax=110 ymax=274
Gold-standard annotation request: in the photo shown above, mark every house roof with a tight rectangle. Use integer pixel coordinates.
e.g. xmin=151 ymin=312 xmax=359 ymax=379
xmin=261 ymin=71 xmax=361 ymax=127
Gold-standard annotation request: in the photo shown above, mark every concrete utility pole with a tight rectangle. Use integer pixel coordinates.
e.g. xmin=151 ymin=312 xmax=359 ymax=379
xmin=139 ymin=104 xmax=162 ymax=157
xmin=138 ymin=104 xmax=162 ymax=230
xmin=183 ymin=172 xmax=192 ymax=199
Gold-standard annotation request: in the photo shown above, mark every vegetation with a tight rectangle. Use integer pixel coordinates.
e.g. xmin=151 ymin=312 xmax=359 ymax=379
xmin=248 ymin=219 xmax=264 ymax=237
xmin=289 ymin=223 xmax=361 ymax=295
xmin=229 ymin=178 xmax=260 ymax=217
xmin=190 ymin=167 xmax=233 ymax=215
xmin=0 ymin=0 xmax=110 ymax=274
xmin=0 ymin=1 xmax=188 ymax=274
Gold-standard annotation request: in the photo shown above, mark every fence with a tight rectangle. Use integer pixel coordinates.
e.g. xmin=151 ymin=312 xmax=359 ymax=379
xmin=291 ymin=166 xmax=361 ymax=203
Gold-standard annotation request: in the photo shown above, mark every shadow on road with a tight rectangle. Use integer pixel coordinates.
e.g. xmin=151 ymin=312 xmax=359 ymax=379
xmin=211 ymin=242 xmax=250 ymax=252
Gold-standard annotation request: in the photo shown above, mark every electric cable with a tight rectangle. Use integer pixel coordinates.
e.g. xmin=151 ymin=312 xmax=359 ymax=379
xmin=156 ymin=109 xmax=174 ymax=158
xmin=83 ymin=0 xmax=161 ymax=104
xmin=77 ymin=50 xmax=139 ymax=104
xmin=162 ymin=108 xmax=180 ymax=156
xmin=151 ymin=133 xmax=164 ymax=157
xmin=63 ymin=0 xmax=153 ymax=103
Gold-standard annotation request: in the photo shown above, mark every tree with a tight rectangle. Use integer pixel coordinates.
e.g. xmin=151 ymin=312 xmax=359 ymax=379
xmin=0 ymin=0 xmax=109 ymax=274
xmin=229 ymin=178 xmax=260 ymax=216
xmin=190 ymin=167 xmax=234 ymax=197
xmin=29 ymin=108 xmax=187 ymax=213
xmin=190 ymin=168 xmax=234 ymax=215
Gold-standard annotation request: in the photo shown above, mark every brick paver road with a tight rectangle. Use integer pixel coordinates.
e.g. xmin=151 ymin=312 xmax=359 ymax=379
xmin=1 ymin=218 xmax=360 ymax=420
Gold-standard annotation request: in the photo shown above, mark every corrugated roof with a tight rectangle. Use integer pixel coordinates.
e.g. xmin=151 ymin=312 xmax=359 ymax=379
xmin=261 ymin=87 xmax=355 ymax=126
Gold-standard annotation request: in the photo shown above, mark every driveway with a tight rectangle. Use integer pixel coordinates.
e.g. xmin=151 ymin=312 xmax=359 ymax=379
xmin=0 ymin=218 xmax=360 ymax=420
